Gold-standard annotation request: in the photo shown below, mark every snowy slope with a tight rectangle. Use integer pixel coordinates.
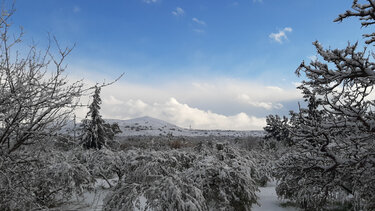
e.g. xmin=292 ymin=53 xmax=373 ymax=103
xmin=105 ymin=116 xmax=265 ymax=137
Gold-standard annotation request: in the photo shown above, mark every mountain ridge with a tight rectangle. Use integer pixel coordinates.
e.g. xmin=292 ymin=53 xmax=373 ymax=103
xmin=104 ymin=116 xmax=264 ymax=137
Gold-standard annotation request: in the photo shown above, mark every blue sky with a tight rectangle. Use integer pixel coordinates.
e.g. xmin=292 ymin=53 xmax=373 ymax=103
xmin=12 ymin=0 xmax=369 ymax=129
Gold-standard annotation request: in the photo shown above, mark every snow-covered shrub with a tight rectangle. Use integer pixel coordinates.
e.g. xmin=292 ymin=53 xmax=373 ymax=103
xmin=103 ymin=149 xmax=202 ymax=211
xmin=103 ymin=144 xmax=260 ymax=211
xmin=187 ymin=155 xmax=258 ymax=211
xmin=105 ymin=173 xmax=206 ymax=211
xmin=76 ymin=148 xmax=132 ymax=187
xmin=0 ymin=148 xmax=94 ymax=210
xmin=249 ymin=149 xmax=275 ymax=187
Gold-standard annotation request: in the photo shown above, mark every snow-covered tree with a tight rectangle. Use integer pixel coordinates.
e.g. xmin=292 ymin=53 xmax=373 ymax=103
xmin=275 ymin=0 xmax=375 ymax=209
xmin=0 ymin=6 xmax=102 ymax=210
xmin=0 ymin=7 xmax=84 ymax=155
xmin=263 ymin=114 xmax=293 ymax=146
xmin=81 ymin=86 xmax=122 ymax=149
xmin=81 ymin=86 xmax=106 ymax=149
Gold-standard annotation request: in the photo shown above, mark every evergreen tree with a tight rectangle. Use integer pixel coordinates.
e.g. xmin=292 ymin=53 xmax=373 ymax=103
xmin=82 ymin=86 xmax=107 ymax=149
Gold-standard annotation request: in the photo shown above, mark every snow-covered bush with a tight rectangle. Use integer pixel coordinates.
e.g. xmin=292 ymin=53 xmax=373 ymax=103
xmin=250 ymin=149 xmax=275 ymax=187
xmin=103 ymin=144 xmax=261 ymax=211
xmin=187 ymin=155 xmax=258 ymax=210
xmin=105 ymin=170 xmax=206 ymax=211
xmin=103 ymin=149 xmax=203 ymax=211
xmin=76 ymin=148 xmax=130 ymax=187
xmin=0 ymin=148 xmax=94 ymax=210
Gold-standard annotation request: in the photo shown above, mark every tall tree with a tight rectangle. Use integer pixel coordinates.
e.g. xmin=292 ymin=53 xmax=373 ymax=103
xmin=275 ymin=1 xmax=375 ymax=209
xmin=82 ymin=86 xmax=107 ymax=149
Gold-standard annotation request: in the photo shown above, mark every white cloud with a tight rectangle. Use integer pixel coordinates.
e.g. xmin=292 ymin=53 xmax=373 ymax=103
xmin=237 ymin=86 xmax=285 ymax=110
xmin=269 ymin=27 xmax=293 ymax=43
xmin=172 ymin=7 xmax=185 ymax=16
xmin=192 ymin=17 xmax=206 ymax=26
xmin=104 ymin=97 xmax=266 ymax=130
xmin=69 ymin=69 xmax=301 ymax=130
xmin=103 ymin=95 xmax=124 ymax=105
xmin=238 ymin=94 xmax=282 ymax=110
xmin=143 ymin=0 xmax=158 ymax=4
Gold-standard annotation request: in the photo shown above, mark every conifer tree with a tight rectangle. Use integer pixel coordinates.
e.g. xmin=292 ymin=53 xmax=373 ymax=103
xmin=82 ymin=86 xmax=107 ymax=149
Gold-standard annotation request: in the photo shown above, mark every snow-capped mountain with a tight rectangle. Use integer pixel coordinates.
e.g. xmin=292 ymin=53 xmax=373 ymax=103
xmin=105 ymin=116 xmax=265 ymax=137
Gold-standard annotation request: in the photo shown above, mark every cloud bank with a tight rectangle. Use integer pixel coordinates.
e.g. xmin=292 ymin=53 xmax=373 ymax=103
xmin=69 ymin=76 xmax=302 ymax=130
xmin=69 ymin=65 xmax=302 ymax=130
xmin=102 ymin=97 xmax=266 ymax=130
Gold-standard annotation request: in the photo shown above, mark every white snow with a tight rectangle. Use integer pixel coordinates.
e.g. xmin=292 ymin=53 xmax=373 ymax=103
xmin=53 ymin=179 xmax=114 ymax=211
xmin=253 ymin=181 xmax=298 ymax=211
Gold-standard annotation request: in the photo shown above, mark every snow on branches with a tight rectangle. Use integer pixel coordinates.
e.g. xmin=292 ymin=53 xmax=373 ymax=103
xmin=334 ymin=0 xmax=375 ymax=44
xmin=275 ymin=0 xmax=375 ymax=209
xmin=103 ymin=144 xmax=261 ymax=211
xmin=0 ymin=7 xmax=84 ymax=155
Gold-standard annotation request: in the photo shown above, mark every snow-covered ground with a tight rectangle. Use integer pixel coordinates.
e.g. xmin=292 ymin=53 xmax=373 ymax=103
xmin=53 ymin=179 xmax=111 ymax=211
xmin=253 ymin=181 xmax=298 ymax=211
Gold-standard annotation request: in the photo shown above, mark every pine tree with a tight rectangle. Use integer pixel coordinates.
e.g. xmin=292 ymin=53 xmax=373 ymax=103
xmin=82 ymin=86 xmax=107 ymax=149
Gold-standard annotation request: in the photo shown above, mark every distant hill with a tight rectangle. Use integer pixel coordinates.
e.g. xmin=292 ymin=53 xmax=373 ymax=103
xmin=105 ymin=116 xmax=265 ymax=137
xmin=62 ymin=116 xmax=264 ymax=137
xmin=106 ymin=116 xmax=178 ymax=130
